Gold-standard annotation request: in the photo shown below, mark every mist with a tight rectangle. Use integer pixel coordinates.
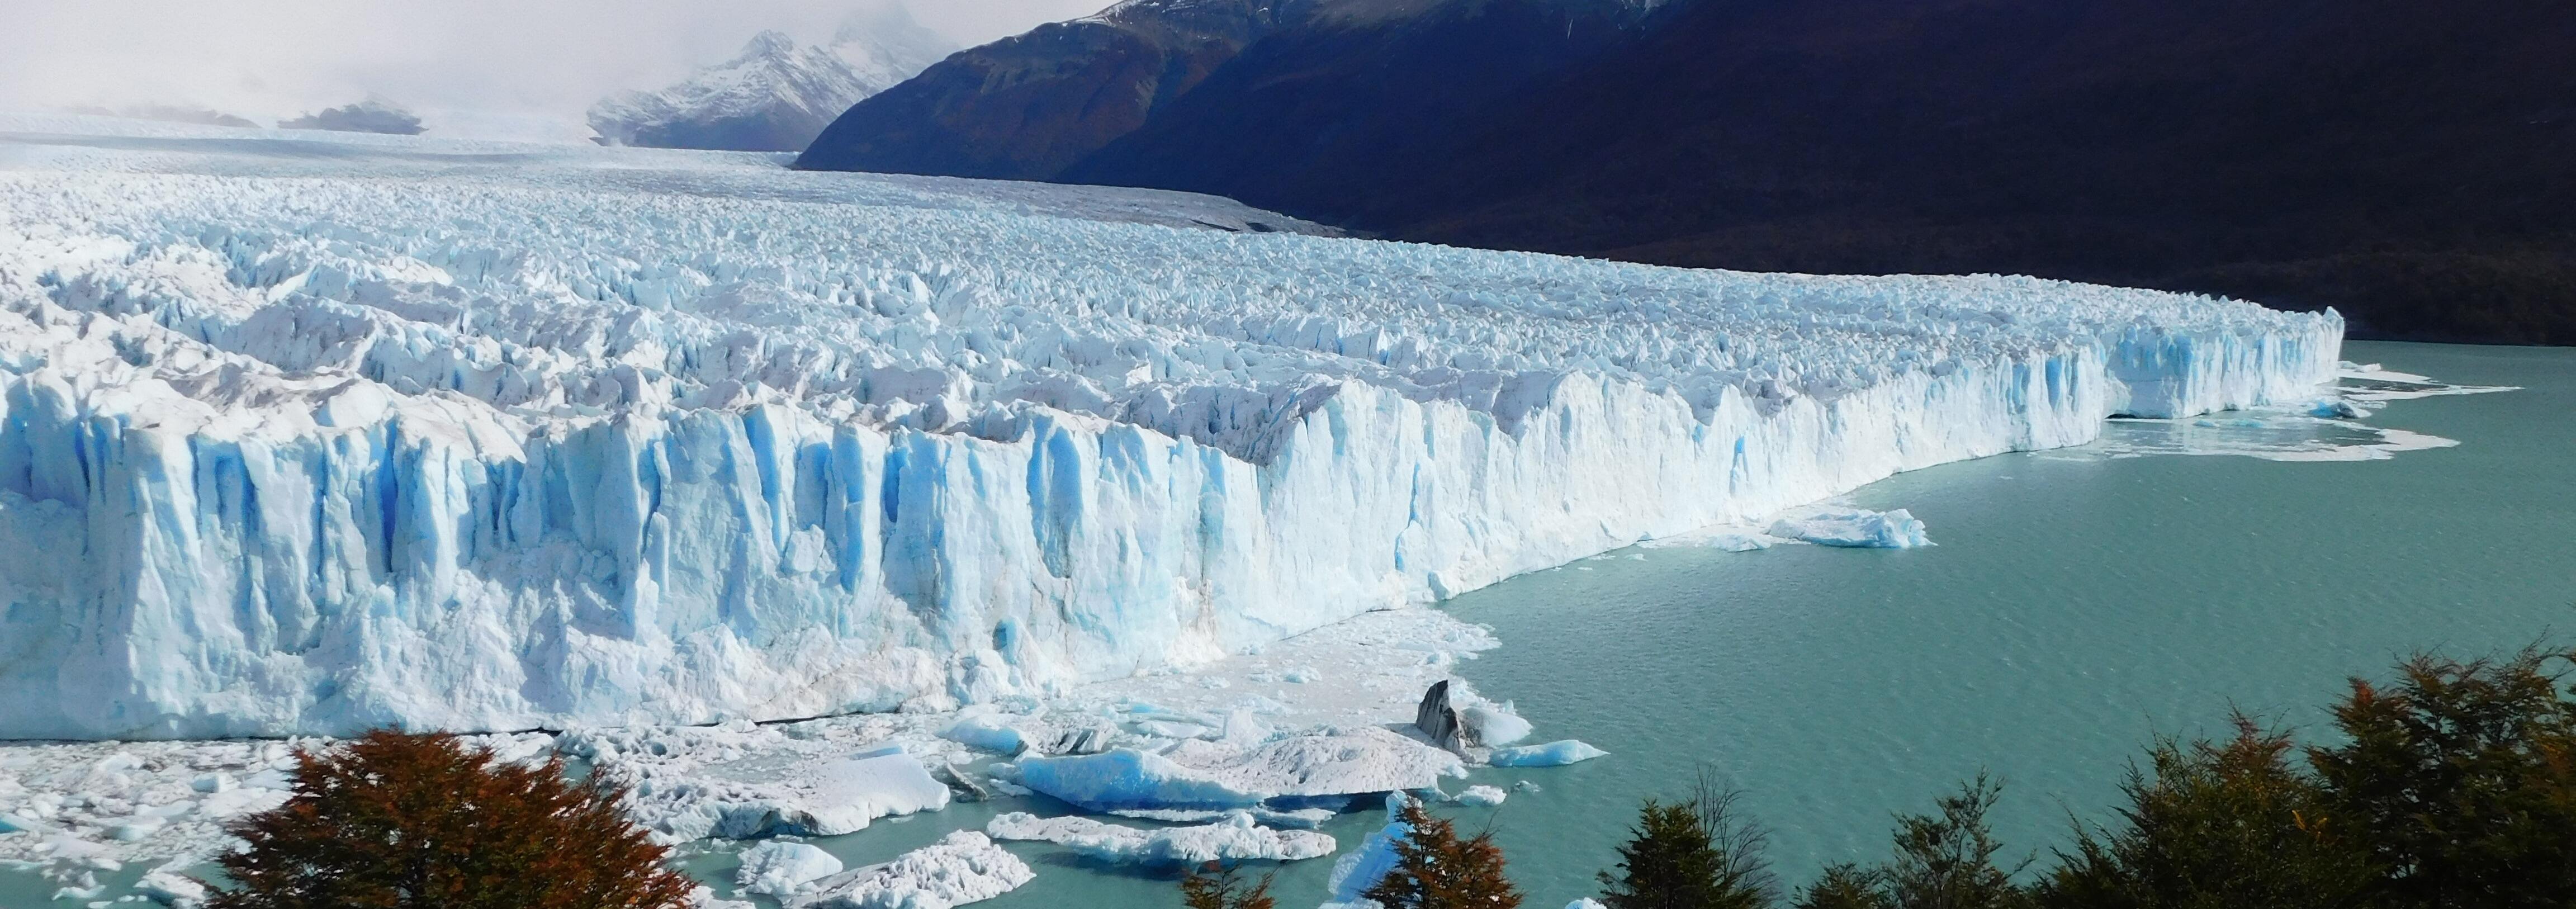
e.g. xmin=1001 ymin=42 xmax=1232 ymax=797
xmin=0 ymin=0 xmax=1109 ymax=140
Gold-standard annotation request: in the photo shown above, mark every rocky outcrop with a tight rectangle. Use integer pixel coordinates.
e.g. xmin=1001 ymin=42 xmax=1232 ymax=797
xmin=1415 ymin=680 xmax=1465 ymax=753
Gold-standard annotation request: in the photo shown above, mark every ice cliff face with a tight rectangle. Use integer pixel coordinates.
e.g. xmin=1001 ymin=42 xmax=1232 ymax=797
xmin=590 ymin=16 xmax=953 ymax=152
xmin=0 ymin=119 xmax=2342 ymax=740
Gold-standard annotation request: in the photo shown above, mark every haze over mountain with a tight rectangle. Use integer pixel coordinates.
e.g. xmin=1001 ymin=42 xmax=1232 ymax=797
xmin=277 ymin=99 xmax=425 ymax=135
xmin=589 ymin=10 xmax=954 ymax=152
xmin=3 ymin=1 xmax=1090 ymax=145
xmin=804 ymin=0 xmax=2576 ymax=344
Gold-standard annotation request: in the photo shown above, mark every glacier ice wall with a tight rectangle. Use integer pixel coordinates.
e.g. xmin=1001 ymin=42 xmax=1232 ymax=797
xmin=0 ymin=124 xmax=2341 ymax=738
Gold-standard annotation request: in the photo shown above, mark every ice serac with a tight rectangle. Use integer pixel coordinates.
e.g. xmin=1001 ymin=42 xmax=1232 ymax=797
xmin=0 ymin=120 xmax=2342 ymax=739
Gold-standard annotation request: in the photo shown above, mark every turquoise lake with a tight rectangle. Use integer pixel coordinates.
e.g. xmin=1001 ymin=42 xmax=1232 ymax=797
xmin=962 ymin=339 xmax=2574 ymax=907
xmin=8 ymin=340 xmax=2566 ymax=906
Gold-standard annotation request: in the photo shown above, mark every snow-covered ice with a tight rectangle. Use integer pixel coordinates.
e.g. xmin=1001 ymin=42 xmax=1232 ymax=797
xmin=986 ymin=810 xmax=1336 ymax=865
xmin=1487 ymin=740 xmax=1608 ymax=768
xmin=1454 ymin=785 xmax=1508 ymax=807
xmin=1 ymin=112 xmax=2338 ymax=742
xmin=790 ymin=830 xmax=1033 ymax=909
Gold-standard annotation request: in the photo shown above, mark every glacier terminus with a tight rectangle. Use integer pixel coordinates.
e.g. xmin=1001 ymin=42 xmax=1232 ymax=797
xmin=0 ymin=115 xmax=2342 ymax=741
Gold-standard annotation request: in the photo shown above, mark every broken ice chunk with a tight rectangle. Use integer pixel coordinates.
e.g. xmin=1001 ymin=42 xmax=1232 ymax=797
xmin=737 ymin=841 xmax=843 ymax=897
xmin=985 ymin=810 xmax=1334 ymax=865
xmin=792 ymin=831 xmax=1032 ymax=909
xmin=1488 ymin=740 xmax=1608 ymax=767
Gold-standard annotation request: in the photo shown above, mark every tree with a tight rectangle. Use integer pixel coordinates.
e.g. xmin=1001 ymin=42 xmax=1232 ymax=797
xmin=1363 ymin=800 xmax=1524 ymax=909
xmin=1600 ymin=774 xmax=1772 ymax=909
xmin=2309 ymin=647 xmax=2576 ymax=908
xmin=2035 ymin=716 xmax=2374 ymax=909
xmin=1601 ymin=800 xmax=1735 ymax=909
xmin=1882 ymin=774 xmax=2029 ymax=909
xmin=207 ymin=730 xmax=695 ymax=909
xmin=1793 ymin=865 xmax=1890 ymax=909
xmin=1692 ymin=769 xmax=1780 ymax=905
xmin=1182 ymin=862 xmax=1277 ymax=909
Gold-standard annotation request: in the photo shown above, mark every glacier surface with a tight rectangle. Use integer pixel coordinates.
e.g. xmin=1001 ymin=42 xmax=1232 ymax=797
xmin=0 ymin=115 xmax=2341 ymax=739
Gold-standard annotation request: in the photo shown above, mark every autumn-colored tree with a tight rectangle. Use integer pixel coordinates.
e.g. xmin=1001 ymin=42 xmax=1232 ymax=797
xmin=206 ymin=730 xmax=695 ymax=909
xmin=1363 ymin=800 xmax=1524 ymax=909
xmin=1182 ymin=861 xmax=1277 ymax=909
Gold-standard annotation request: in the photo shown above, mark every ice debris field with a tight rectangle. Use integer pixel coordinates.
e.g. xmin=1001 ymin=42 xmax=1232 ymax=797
xmin=0 ymin=113 xmax=2369 ymax=905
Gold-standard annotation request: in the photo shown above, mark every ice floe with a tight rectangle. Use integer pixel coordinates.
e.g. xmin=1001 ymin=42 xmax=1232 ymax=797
xmin=736 ymin=840 xmax=844 ymax=897
xmin=788 ymin=830 xmax=1031 ymax=909
xmin=1488 ymin=740 xmax=1609 ymax=768
xmin=986 ymin=810 xmax=1335 ymax=865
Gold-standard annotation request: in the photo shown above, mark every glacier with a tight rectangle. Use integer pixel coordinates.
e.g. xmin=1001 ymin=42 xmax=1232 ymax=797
xmin=0 ymin=115 xmax=2342 ymax=740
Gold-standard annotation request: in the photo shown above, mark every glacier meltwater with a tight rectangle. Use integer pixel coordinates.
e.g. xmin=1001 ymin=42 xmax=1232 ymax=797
xmin=0 ymin=116 xmax=2341 ymax=739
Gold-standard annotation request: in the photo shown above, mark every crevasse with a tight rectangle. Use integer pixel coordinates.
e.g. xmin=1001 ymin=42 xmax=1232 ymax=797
xmin=0 ymin=130 xmax=2340 ymax=739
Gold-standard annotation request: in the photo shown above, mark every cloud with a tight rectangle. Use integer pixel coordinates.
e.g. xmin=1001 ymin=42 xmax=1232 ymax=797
xmin=0 ymin=0 xmax=1109 ymax=136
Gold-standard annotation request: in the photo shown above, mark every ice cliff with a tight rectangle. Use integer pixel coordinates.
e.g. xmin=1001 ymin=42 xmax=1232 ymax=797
xmin=0 ymin=118 xmax=2342 ymax=739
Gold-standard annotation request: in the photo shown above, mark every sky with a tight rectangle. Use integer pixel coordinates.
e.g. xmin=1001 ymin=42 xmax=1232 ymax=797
xmin=0 ymin=0 xmax=1110 ymax=140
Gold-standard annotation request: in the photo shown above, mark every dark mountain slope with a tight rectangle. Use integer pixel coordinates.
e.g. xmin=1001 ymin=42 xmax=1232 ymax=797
xmin=796 ymin=0 xmax=1663 ymax=189
xmin=1341 ymin=0 xmax=2576 ymax=342
xmin=1058 ymin=0 xmax=1658 ymax=214
xmin=796 ymin=0 xmax=1288 ymax=180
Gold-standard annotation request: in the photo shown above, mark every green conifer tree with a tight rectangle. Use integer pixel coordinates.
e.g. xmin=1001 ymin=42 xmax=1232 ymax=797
xmin=2310 ymin=647 xmax=2576 ymax=908
xmin=2035 ymin=716 xmax=2373 ymax=908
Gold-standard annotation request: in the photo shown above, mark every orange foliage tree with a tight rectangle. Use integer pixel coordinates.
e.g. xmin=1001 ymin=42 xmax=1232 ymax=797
xmin=206 ymin=730 xmax=696 ymax=909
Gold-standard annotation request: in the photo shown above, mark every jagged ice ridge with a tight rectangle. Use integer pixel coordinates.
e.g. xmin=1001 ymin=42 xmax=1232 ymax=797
xmin=0 ymin=120 xmax=2341 ymax=739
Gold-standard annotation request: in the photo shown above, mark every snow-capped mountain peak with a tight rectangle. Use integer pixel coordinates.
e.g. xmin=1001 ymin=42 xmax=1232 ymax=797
xmin=589 ymin=17 xmax=952 ymax=153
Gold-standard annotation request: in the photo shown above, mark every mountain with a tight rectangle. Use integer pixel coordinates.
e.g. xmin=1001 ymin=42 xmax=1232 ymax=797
xmin=806 ymin=0 xmax=2576 ymax=344
xmin=278 ymin=100 xmax=424 ymax=135
xmin=795 ymin=0 xmax=1667 ymax=184
xmin=590 ymin=14 xmax=953 ymax=153
xmin=1343 ymin=0 xmax=2576 ymax=344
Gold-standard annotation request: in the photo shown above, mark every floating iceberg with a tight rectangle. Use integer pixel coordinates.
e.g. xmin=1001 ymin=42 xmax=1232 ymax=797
xmin=737 ymin=841 xmax=845 ymax=897
xmin=133 ymin=864 xmax=207 ymax=906
xmin=1323 ymin=794 xmax=1416 ymax=907
xmin=792 ymin=830 xmax=1031 ymax=909
xmin=575 ymin=727 xmax=951 ymax=841
xmin=1455 ymin=785 xmax=1508 ymax=807
xmin=1488 ymin=740 xmax=1608 ymax=768
xmin=986 ymin=810 xmax=1335 ymax=865
xmin=1768 ymin=508 xmax=1934 ymax=548
xmin=0 ymin=116 xmax=2341 ymax=739
xmin=1016 ymin=727 xmax=1462 ymax=812
xmin=940 ymin=715 xmax=1028 ymax=755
